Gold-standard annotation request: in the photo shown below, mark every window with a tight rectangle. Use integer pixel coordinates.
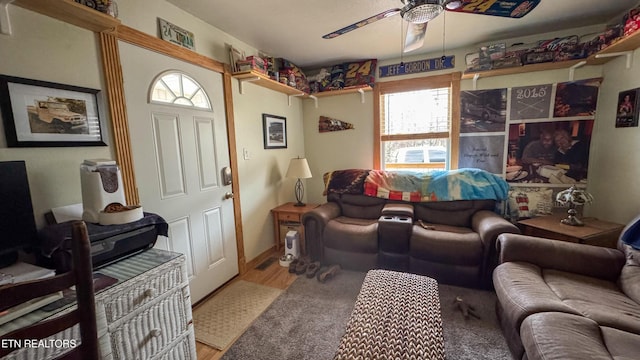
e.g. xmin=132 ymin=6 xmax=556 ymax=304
xmin=374 ymin=73 xmax=461 ymax=171
xmin=150 ymin=71 xmax=211 ymax=110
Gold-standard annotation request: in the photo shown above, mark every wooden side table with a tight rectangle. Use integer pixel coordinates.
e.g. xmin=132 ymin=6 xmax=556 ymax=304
xmin=271 ymin=202 xmax=319 ymax=254
xmin=517 ymin=213 xmax=624 ymax=248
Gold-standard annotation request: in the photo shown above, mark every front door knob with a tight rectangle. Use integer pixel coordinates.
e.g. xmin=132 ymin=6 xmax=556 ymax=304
xmin=224 ymin=192 xmax=234 ymax=200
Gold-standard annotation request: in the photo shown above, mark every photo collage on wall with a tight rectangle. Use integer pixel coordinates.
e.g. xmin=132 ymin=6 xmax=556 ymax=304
xmin=459 ymin=78 xmax=602 ymax=221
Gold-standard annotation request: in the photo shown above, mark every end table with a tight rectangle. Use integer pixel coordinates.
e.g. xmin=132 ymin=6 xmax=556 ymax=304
xmin=271 ymin=202 xmax=319 ymax=255
xmin=517 ymin=213 xmax=624 ymax=248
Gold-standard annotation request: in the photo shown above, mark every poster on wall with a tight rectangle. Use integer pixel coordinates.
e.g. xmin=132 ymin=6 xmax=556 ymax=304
xmin=553 ymin=78 xmax=602 ymax=117
xmin=509 ymin=84 xmax=552 ymax=120
xmin=458 ymin=135 xmax=505 ymax=174
xmin=506 ymin=120 xmax=594 ymax=184
xmin=460 ymin=89 xmax=507 ymax=133
xmin=615 ymin=88 xmax=640 ymax=128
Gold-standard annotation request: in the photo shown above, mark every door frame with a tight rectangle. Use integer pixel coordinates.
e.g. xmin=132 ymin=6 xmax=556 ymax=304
xmin=98 ymin=26 xmax=247 ymax=273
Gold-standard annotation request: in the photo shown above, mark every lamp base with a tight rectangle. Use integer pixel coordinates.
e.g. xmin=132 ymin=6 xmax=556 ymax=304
xmin=560 ymin=208 xmax=584 ymax=226
xmin=293 ymin=201 xmax=306 ymax=207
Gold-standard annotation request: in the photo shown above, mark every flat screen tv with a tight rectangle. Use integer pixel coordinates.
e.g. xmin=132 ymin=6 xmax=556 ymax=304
xmin=0 ymin=161 xmax=38 ymax=268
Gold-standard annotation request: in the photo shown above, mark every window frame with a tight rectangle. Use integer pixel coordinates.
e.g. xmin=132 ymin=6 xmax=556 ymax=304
xmin=373 ymin=72 xmax=461 ymax=170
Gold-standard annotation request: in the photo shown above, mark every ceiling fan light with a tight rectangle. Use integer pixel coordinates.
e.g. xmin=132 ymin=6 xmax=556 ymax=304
xmin=401 ymin=2 xmax=444 ymax=24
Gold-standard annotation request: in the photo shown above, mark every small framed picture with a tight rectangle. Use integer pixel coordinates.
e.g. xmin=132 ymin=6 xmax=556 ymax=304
xmin=615 ymin=88 xmax=639 ymax=128
xmin=262 ymin=114 xmax=287 ymax=149
xmin=0 ymin=75 xmax=106 ymax=147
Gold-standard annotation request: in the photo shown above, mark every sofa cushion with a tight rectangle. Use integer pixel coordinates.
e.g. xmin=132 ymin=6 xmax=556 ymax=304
xmin=520 ymin=312 xmax=640 ymax=360
xmin=544 ymin=269 xmax=640 ymax=334
xmin=336 ymin=194 xmax=386 ymax=219
xmin=324 ymin=217 xmax=378 ymax=253
xmin=619 ymin=245 xmax=640 ymax=304
xmin=410 ymin=224 xmax=482 ymax=265
xmin=414 ymin=200 xmax=495 ymax=227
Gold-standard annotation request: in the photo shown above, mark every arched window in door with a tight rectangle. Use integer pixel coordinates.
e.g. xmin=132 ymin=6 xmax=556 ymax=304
xmin=150 ymin=71 xmax=212 ymax=110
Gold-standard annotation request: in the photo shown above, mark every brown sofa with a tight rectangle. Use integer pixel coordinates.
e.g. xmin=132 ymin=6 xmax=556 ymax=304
xmin=302 ymin=192 xmax=519 ymax=288
xmin=493 ymin=233 xmax=640 ymax=360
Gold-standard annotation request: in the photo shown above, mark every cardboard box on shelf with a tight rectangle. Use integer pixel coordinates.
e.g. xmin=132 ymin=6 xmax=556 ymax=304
xmin=236 ymin=55 xmax=267 ymax=74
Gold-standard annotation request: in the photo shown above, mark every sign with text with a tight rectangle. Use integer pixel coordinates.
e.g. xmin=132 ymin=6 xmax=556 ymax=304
xmin=458 ymin=135 xmax=505 ymax=174
xmin=158 ymin=18 xmax=195 ymax=51
xmin=378 ymin=56 xmax=455 ymax=78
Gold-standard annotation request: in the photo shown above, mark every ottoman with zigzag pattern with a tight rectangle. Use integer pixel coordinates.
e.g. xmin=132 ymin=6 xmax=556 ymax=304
xmin=334 ymin=269 xmax=444 ymax=360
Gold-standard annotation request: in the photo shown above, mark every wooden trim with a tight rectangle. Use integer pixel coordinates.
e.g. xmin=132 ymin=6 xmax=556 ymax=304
xmin=373 ymin=83 xmax=381 ymax=168
xmin=99 ymin=32 xmax=139 ymax=205
xmin=223 ymin=66 xmax=246 ymax=274
xmin=243 ymin=245 xmax=276 ymax=272
xmin=377 ymin=73 xmax=454 ymax=94
xmin=449 ymin=72 xmax=461 ymax=169
xmin=381 ymin=132 xmax=450 ymax=141
xmin=116 ymin=25 xmax=225 ymax=74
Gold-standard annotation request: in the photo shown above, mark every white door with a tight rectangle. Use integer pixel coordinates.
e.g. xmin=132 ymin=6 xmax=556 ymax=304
xmin=118 ymin=42 xmax=238 ymax=303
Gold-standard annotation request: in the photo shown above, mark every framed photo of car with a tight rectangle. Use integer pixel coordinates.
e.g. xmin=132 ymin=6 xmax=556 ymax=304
xmin=0 ymin=75 xmax=105 ymax=147
xmin=262 ymin=113 xmax=287 ymax=149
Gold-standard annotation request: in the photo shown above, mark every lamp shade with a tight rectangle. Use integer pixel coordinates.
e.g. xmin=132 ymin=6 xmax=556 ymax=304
xmin=286 ymin=157 xmax=312 ymax=179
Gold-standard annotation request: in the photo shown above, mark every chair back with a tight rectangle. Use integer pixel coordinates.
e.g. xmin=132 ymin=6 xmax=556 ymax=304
xmin=0 ymin=221 xmax=99 ymax=359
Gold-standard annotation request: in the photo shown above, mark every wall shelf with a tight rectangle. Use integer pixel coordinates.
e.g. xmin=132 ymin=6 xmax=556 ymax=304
xmin=11 ymin=0 xmax=120 ymax=33
xmin=232 ymin=70 xmax=305 ymax=96
xmin=462 ymin=30 xmax=640 ymax=80
xmin=310 ymin=85 xmax=372 ymax=98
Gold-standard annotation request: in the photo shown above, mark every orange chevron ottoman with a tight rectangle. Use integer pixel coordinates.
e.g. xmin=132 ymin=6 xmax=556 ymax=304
xmin=334 ymin=269 xmax=444 ymax=360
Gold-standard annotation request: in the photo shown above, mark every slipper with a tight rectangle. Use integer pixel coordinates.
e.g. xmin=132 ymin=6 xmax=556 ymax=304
xmin=295 ymin=256 xmax=311 ymax=275
xmin=317 ymin=264 xmax=341 ymax=283
xmin=288 ymin=258 xmax=300 ymax=274
xmin=305 ymin=261 xmax=321 ymax=278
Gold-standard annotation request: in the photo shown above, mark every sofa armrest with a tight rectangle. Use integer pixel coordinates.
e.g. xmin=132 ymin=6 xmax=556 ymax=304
xmin=472 ymin=210 xmax=520 ymax=282
xmin=301 ymin=202 xmax=341 ymax=261
xmin=496 ymin=233 xmax=626 ymax=281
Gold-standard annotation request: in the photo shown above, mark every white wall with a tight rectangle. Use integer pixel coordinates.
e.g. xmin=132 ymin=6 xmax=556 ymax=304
xmin=587 ymin=49 xmax=640 ymax=224
xmin=0 ymin=1 xmax=306 ymax=264
xmin=0 ymin=7 xmax=112 ymax=228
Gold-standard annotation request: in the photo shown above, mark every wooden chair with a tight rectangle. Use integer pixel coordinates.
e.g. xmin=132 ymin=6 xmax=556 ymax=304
xmin=0 ymin=221 xmax=99 ymax=359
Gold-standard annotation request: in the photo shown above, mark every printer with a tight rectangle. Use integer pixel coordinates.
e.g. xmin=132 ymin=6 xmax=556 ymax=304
xmin=38 ymin=213 xmax=168 ymax=273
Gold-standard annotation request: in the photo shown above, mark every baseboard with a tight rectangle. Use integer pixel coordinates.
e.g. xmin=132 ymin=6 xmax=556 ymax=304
xmin=245 ymin=246 xmax=277 ymax=270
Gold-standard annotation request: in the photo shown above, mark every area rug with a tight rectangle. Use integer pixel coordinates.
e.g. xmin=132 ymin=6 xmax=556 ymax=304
xmin=222 ymin=271 xmax=511 ymax=360
xmin=193 ymin=280 xmax=283 ymax=350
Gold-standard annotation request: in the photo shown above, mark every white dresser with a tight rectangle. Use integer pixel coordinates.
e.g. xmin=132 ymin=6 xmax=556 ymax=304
xmin=0 ymin=249 xmax=196 ymax=360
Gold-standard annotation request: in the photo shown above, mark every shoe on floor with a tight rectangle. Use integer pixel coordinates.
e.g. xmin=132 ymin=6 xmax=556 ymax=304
xmin=305 ymin=261 xmax=321 ymax=278
xmin=288 ymin=258 xmax=300 ymax=273
xmin=295 ymin=256 xmax=311 ymax=275
xmin=317 ymin=264 xmax=341 ymax=283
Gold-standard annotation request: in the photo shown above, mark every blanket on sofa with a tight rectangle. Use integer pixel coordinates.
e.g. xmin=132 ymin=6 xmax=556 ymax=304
xmin=323 ymin=168 xmax=508 ymax=202
xmin=364 ymin=168 xmax=509 ymax=202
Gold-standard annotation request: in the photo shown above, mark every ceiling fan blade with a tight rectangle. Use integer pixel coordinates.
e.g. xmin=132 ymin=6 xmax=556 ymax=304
xmin=404 ymin=22 xmax=427 ymax=53
xmin=322 ymin=8 xmax=401 ymax=39
xmin=446 ymin=0 xmax=540 ymax=18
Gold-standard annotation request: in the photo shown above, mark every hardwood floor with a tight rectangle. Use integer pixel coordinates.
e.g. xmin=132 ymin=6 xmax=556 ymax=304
xmin=194 ymin=252 xmax=297 ymax=360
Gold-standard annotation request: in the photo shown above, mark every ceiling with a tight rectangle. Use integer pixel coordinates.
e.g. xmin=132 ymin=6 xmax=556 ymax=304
xmin=166 ymin=0 xmax=640 ymax=69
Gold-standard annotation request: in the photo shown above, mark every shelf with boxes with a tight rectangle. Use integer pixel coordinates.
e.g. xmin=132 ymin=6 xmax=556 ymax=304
xmin=462 ymin=14 xmax=640 ymax=81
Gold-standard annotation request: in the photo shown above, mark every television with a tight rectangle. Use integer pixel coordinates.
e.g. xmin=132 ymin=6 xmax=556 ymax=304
xmin=0 ymin=161 xmax=38 ymax=268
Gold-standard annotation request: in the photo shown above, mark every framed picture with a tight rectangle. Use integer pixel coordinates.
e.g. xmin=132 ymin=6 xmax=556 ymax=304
xmin=0 ymin=75 xmax=105 ymax=147
xmin=615 ymin=88 xmax=639 ymax=128
xmin=262 ymin=114 xmax=287 ymax=149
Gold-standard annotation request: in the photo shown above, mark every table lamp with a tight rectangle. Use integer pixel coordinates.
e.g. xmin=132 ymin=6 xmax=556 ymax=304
xmin=555 ymin=185 xmax=593 ymax=226
xmin=286 ymin=157 xmax=312 ymax=207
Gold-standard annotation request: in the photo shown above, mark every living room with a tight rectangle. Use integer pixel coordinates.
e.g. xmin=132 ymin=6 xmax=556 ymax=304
xmin=0 ymin=0 xmax=639 ymax=359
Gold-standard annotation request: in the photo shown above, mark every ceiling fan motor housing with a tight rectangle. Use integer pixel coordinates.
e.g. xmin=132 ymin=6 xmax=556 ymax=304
xmin=401 ymin=0 xmax=444 ymax=24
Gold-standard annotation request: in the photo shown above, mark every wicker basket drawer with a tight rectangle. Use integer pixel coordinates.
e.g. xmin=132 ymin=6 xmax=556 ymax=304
xmin=109 ymin=287 xmax=191 ymax=360
xmin=101 ymin=261 xmax=185 ymax=323
xmin=151 ymin=332 xmax=196 ymax=360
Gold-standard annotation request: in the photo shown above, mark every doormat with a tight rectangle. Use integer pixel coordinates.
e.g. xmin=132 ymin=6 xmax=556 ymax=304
xmin=193 ymin=280 xmax=282 ymax=350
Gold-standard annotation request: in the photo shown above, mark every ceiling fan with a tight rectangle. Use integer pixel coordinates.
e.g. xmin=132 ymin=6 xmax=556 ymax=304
xmin=323 ymin=0 xmax=541 ymax=53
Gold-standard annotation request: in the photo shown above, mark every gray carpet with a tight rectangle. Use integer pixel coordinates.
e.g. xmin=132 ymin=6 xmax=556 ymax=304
xmin=222 ymin=270 xmax=511 ymax=360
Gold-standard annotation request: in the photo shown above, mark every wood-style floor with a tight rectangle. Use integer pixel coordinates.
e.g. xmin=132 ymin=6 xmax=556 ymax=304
xmin=194 ymin=251 xmax=297 ymax=360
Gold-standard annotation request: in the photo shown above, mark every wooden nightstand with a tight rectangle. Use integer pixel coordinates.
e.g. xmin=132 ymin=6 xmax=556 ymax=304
xmin=271 ymin=202 xmax=319 ymax=254
xmin=517 ymin=213 xmax=624 ymax=248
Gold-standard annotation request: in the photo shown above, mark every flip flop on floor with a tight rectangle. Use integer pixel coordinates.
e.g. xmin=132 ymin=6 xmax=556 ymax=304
xmin=305 ymin=261 xmax=321 ymax=278
xmin=288 ymin=258 xmax=300 ymax=274
xmin=317 ymin=264 xmax=341 ymax=283
xmin=295 ymin=256 xmax=311 ymax=275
